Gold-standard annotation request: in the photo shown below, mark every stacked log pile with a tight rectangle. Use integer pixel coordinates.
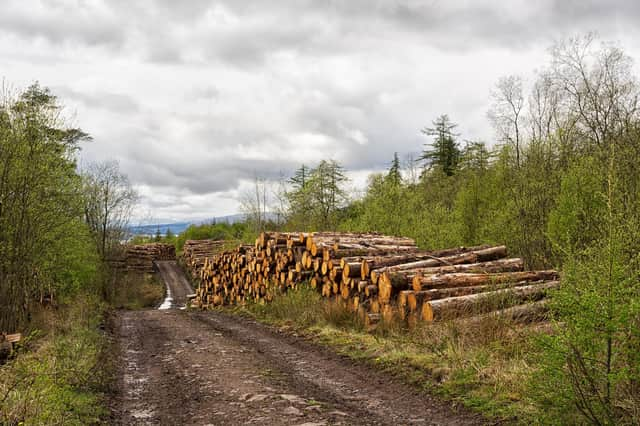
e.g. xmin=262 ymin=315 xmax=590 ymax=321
xmin=190 ymin=232 xmax=559 ymax=328
xmin=121 ymin=243 xmax=176 ymax=273
xmin=181 ymin=240 xmax=229 ymax=279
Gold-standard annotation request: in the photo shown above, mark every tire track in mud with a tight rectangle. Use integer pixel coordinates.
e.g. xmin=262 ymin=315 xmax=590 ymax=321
xmin=110 ymin=261 xmax=484 ymax=425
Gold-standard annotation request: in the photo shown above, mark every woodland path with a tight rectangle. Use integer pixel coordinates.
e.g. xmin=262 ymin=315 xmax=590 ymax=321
xmin=110 ymin=261 xmax=484 ymax=425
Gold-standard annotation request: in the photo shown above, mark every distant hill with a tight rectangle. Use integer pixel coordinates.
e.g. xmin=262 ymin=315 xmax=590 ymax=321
xmin=128 ymin=213 xmax=252 ymax=236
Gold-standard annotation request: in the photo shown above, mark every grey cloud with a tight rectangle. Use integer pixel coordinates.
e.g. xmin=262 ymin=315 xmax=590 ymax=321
xmin=56 ymin=87 xmax=140 ymax=114
xmin=5 ymin=0 xmax=637 ymax=65
xmin=0 ymin=1 xmax=125 ymax=47
xmin=4 ymin=0 xmax=638 ymax=221
xmin=187 ymin=86 xmax=220 ymax=101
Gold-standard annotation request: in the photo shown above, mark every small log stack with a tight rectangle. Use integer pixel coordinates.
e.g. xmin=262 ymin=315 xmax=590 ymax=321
xmin=122 ymin=243 xmax=176 ymax=273
xmin=190 ymin=232 xmax=559 ymax=329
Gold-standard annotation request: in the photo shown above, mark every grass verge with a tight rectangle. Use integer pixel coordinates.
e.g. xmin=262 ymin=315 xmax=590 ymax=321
xmin=0 ymin=294 xmax=113 ymax=425
xmin=228 ymin=286 xmax=552 ymax=424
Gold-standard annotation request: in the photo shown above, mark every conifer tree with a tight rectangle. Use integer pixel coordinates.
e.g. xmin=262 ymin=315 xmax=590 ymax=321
xmin=419 ymin=114 xmax=461 ymax=176
xmin=386 ymin=152 xmax=402 ymax=184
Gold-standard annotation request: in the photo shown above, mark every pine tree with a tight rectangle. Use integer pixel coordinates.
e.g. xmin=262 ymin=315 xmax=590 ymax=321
xmin=289 ymin=164 xmax=310 ymax=191
xmin=419 ymin=114 xmax=461 ymax=176
xmin=386 ymin=152 xmax=402 ymax=185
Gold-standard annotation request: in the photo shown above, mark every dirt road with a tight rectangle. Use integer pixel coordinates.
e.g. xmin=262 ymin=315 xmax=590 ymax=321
xmin=110 ymin=262 xmax=483 ymax=425
xmin=155 ymin=260 xmax=193 ymax=309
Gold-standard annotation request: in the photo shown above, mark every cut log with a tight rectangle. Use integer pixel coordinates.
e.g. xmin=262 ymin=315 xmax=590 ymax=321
xmin=342 ymin=262 xmax=362 ymax=280
xmin=412 ymin=270 xmax=559 ymax=292
xmin=326 ymin=247 xmax=420 ymax=261
xmin=421 ymin=281 xmax=559 ymax=321
xmin=379 ymin=258 xmax=524 ymax=284
xmin=367 ymin=245 xmax=507 ymax=281
xmin=464 ymin=300 xmax=550 ymax=324
xmin=411 ymin=279 xmax=544 ymax=305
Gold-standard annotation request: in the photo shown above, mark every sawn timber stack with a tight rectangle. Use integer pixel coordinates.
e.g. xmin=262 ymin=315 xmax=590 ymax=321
xmin=189 ymin=232 xmax=559 ymax=328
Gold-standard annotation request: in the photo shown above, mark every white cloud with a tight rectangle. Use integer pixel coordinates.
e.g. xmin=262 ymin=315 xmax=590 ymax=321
xmin=1 ymin=0 xmax=639 ymax=221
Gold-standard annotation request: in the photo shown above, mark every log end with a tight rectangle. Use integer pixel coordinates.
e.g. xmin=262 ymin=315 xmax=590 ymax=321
xmin=421 ymin=302 xmax=434 ymax=322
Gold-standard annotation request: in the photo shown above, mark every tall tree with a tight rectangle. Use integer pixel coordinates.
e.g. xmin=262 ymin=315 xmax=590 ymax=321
xmin=82 ymin=160 xmax=138 ymax=261
xmin=549 ymin=33 xmax=639 ymax=149
xmin=0 ymin=84 xmax=94 ymax=330
xmin=386 ymin=152 xmax=402 ymax=185
xmin=240 ymin=175 xmax=269 ymax=233
xmin=285 ymin=160 xmax=349 ymax=230
xmin=307 ymin=160 xmax=349 ymax=229
xmin=289 ymin=164 xmax=310 ymax=191
xmin=488 ymin=75 xmax=525 ymax=167
xmin=419 ymin=114 xmax=461 ymax=176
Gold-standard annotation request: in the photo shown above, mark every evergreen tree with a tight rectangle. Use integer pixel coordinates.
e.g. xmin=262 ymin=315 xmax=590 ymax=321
xmin=289 ymin=164 xmax=310 ymax=191
xmin=386 ymin=152 xmax=402 ymax=185
xmin=154 ymin=227 xmax=162 ymax=242
xmin=286 ymin=160 xmax=349 ymax=230
xmin=419 ymin=114 xmax=461 ymax=176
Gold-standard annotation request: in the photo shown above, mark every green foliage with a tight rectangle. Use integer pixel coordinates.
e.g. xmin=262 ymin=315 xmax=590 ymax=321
xmin=0 ymin=83 xmax=99 ymax=330
xmin=532 ymin=142 xmax=640 ymax=424
xmin=419 ymin=114 xmax=461 ymax=177
xmin=0 ymin=294 xmax=110 ymax=425
xmin=82 ymin=160 xmax=137 ymax=261
xmin=175 ymin=221 xmax=249 ymax=251
xmin=273 ymin=35 xmax=640 ymax=423
xmin=548 ymin=156 xmax=607 ymax=257
xmin=285 ymin=159 xmax=349 ymax=230
xmin=387 ymin=152 xmax=402 ymax=185
xmin=111 ymin=273 xmax=165 ymax=310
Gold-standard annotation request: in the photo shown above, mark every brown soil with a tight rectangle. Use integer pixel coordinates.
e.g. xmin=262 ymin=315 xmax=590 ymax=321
xmin=109 ymin=262 xmax=485 ymax=425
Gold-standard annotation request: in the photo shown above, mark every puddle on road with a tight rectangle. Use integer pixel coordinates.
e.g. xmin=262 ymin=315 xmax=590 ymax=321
xmin=131 ymin=409 xmax=154 ymax=419
xmin=158 ymin=285 xmax=173 ymax=310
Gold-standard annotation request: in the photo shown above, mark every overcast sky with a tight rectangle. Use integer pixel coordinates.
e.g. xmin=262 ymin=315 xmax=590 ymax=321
xmin=2 ymin=1 xmax=640 ymax=223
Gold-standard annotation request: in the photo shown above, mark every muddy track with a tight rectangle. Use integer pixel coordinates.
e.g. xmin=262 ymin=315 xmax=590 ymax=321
xmin=110 ymin=262 xmax=485 ymax=425
xmin=155 ymin=260 xmax=193 ymax=308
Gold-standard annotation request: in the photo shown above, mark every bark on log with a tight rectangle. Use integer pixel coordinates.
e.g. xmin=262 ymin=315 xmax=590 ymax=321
xmin=378 ymin=258 xmax=524 ymax=284
xmin=411 ymin=279 xmax=545 ymax=306
xmin=367 ymin=245 xmax=507 ymax=281
xmin=412 ymin=270 xmax=559 ymax=292
xmin=421 ymin=281 xmax=559 ymax=321
xmin=462 ymin=300 xmax=550 ymax=324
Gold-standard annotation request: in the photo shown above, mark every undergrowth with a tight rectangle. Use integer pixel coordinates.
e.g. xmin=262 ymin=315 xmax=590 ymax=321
xmin=0 ymin=294 xmax=112 ymax=425
xmin=110 ymin=272 xmax=165 ymax=310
